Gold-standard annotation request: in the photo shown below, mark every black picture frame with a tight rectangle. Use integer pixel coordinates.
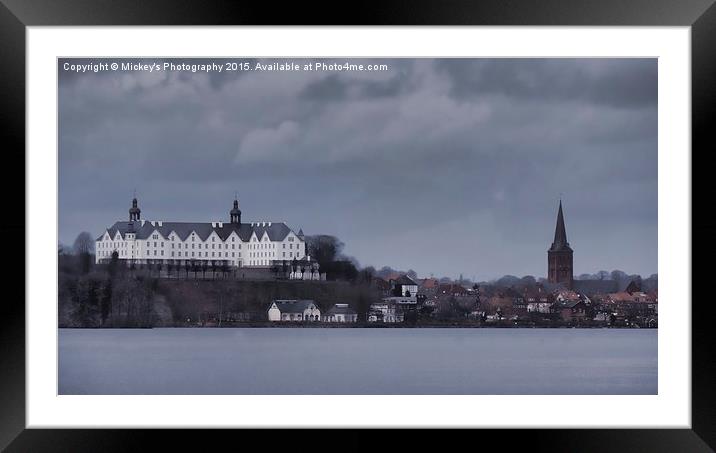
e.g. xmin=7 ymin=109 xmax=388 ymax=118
xmin=2 ymin=0 xmax=713 ymax=450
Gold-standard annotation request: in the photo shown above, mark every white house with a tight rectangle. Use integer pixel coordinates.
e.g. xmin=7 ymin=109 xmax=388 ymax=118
xmin=268 ymin=300 xmax=321 ymax=322
xmin=322 ymin=304 xmax=358 ymax=323
xmin=390 ymin=275 xmax=419 ymax=297
xmin=368 ymin=300 xmax=404 ymax=323
xmin=95 ymin=196 xmax=309 ymax=270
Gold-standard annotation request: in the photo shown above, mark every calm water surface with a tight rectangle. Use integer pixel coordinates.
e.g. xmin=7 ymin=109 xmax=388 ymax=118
xmin=59 ymin=328 xmax=657 ymax=394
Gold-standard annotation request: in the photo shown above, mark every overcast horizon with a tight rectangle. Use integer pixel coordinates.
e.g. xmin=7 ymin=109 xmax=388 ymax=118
xmin=59 ymin=58 xmax=657 ymax=281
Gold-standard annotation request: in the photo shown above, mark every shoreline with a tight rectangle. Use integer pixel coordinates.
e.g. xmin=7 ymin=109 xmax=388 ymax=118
xmin=58 ymin=323 xmax=656 ymax=329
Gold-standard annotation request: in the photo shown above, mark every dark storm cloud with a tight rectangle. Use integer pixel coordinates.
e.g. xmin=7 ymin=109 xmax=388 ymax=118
xmin=300 ymin=68 xmax=410 ymax=102
xmin=438 ymin=58 xmax=657 ymax=109
xmin=59 ymin=58 xmax=657 ymax=279
xmin=300 ymin=74 xmax=349 ymax=101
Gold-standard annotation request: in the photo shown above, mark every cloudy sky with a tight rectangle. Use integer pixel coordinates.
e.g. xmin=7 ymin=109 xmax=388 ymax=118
xmin=59 ymin=58 xmax=657 ymax=280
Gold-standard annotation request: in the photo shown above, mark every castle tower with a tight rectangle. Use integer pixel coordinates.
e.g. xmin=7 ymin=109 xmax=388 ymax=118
xmin=230 ymin=198 xmax=242 ymax=224
xmin=129 ymin=197 xmax=141 ymax=222
xmin=547 ymin=200 xmax=573 ymax=288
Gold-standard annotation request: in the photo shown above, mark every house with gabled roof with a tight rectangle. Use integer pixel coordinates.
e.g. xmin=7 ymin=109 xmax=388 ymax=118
xmin=418 ymin=278 xmax=439 ymax=297
xmin=268 ymin=300 xmax=321 ymax=322
xmin=322 ymin=304 xmax=358 ymax=323
xmin=390 ymin=275 xmax=419 ymax=297
xmin=95 ymin=196 xmax=310 ymax=271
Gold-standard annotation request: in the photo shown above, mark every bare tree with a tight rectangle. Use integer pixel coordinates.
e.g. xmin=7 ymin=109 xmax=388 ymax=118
xmin=73 ymin=232 xmax=95 ymax=274
xmin=73 ymin=231 xmax=94 ymax=255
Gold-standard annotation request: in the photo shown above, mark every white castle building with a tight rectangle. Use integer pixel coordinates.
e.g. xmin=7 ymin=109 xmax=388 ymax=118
xmin=95 ymin=196 xmax=308 ymax=269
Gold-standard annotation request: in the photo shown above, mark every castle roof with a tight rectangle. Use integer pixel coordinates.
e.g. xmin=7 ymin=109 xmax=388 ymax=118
xmin=98 ymin=220 xmax=297 ymax=242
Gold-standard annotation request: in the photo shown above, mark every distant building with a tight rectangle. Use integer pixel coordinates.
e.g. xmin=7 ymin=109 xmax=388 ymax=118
xmin=95 ymin=196 xmax=309 ymax=269
xmin=605 ymin=291 xmax=658 ymax=317
xmin=524 ymin=285 xmax=553 ymax=314
xmin=509 ymin=288 xmax=528 ymax=313
xmin=383 ymin=296 xmax=418 ymax=308
xmin=390 ymin=275 xmax=419 ymax=297
xmin=481 ymin=287 xmax=523 ymax=318
xmin=553 ymin=299 xmax=587 ymax=322
xmin=547 ymin=200 xmax=574 ymax=289
xmin=268 ymin=300 xmax=321 ymax=322
xmin=322 ymin=304 xmax=358 ymax=323
xmin=554 ymin=289 xmax=591 ymax=306
xmin=437 ymin=283 xmax=470 ymax=297
xmin=368 ymin=300 xmax=404 ymax=323
xmin=284 ymin=260 xmax=322 ymax=281
xmin=418 ymin=278 xmax=439 ymax=297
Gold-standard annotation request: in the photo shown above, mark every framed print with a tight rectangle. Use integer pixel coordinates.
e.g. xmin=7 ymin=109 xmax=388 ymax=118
xmin=3 ymin=0 xmax=714 ymax=450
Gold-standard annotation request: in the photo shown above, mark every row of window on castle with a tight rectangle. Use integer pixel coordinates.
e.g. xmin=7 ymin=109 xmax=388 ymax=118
xmin=100 ymin=234 xmax=300 ymax=249
xmin=103 ymin=249 xmax=301 ymax=258
xmin=150 ymin=233 xmax=294 ymax=242
xmin=158 ymin=233 xmax=294 ymax=247
xmin=141 ymin=242 xmax=299 ymax=250
xmin=98 ymin=241 xmax=300 ymax=250
xmin=149 ymin=250 xmax=298 ymax=258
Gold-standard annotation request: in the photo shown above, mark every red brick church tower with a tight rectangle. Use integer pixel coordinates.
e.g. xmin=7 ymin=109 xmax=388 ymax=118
xmin=548 ymin=200 xmax=573 ymax=288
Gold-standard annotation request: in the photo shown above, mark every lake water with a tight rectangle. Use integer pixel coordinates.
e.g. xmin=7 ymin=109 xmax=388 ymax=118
xmin=58 ymin=328 xmax=657 ymax=395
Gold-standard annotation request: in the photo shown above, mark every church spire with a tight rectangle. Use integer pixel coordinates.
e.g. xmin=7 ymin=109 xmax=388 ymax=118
xmin=547 ymin=198 xmax=574 ymax=288
xmin=551 ymin=199 xmax=570 ymax=250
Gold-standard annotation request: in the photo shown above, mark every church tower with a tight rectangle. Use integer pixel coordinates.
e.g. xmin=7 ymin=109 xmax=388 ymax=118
xmin=230 ymin=198 xmax=242 ymax=224
xmin=129 ymin=197 xmax=141 ymax=222
xmin=548 ymin=200 xmax=573 ymax=288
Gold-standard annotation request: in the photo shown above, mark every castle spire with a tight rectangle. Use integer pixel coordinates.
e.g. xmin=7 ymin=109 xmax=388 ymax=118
xmin=230 ymin=195 xmax=242 ymax=224
xmin=129 ymin=194 xmax=141 ymax=221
